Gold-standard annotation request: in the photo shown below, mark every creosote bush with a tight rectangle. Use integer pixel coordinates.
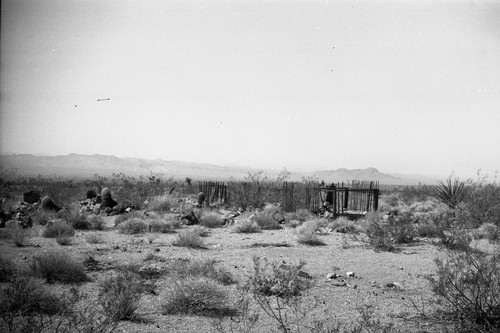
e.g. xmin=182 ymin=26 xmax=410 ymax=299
xmin=233 ymin=218 xmax=261 ymax=233
xmin=427 ymin=248 xmax=500 ymax=332
xmin=30 ymin=251 xmax=89 ymax=283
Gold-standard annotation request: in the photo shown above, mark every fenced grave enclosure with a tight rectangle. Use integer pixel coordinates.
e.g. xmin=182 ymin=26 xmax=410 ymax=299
xmin=199 ymin=180 xmax=379 ymax=217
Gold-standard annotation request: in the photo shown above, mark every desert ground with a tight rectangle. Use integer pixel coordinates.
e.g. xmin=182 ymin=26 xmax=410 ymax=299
xmin=0 ymin=175 xmax=499 ymax=333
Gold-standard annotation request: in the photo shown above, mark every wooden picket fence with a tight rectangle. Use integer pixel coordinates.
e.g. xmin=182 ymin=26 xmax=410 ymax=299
xmin=198 ymin=180 xmax=379 ymax=215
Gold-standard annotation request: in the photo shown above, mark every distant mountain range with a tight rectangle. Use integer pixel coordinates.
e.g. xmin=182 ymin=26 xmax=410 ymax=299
xmin=0 ymin=153 xmax=440 ymax=185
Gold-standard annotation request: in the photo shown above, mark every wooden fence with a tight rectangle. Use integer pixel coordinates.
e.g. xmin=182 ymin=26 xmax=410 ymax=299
xmin=198 ymin=180 xmax=379 ymax=215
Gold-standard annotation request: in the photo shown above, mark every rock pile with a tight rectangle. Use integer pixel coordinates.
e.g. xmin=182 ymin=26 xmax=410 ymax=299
xmin=79 ymin=188 xmax=135 ymax=216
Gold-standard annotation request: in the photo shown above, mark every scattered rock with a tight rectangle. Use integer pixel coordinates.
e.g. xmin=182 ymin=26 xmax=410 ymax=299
xmin=346 ymin=271 xmax=355 ymax=278
xmin=327 ymin=273 xmax=341 ymax=279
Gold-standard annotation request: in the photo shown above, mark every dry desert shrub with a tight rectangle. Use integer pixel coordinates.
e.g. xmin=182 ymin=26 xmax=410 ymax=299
xmin=251 ymin=210 xmax=281 ymax=230
xmin=171 ymin=258 xmax=235 ymax=285
xmin=60 ymin=209 xmax=91 ymax=230
xmin=199 ymin=211 xmax=225 ymax=228
xmin=87 ymin=214 xmax=105 ymax=230
xmin=56 ymin=234 xmax=73 ymax=246
xmin=173 ymin=229 xmax=205 ymax=248
xmin=473 ymin=223 xmax=499 ymax=242
xmin=9 ymin=226 xmax=30 ymax=247
xmin=295 ymin=221 xmax=325 ymax=246
xmin=85 ymin=232 xmax=103 ymax=244
xmin=329 ymin=216 xmax=360 ymax=234
xmin=98 ymin=272 xmax=143 ymax=321
xmin=233 ymin=218 xmax=261 ymax=233
xmin=0 ymin=255 xmax=17 ymax=282
xmin=147 ymin=215 xmax=178 ymax=233
xmin=30 ymin=209 xmax=59 ymax=226
xmin=30 ymin=251 xmax=89 ymax=284
xmin=285 ymin=209 xmax=313 ymax=223
xmin=147 ymin=194 xmax=177 ymax=213
xmin=114 ymin=210 xmax=144 ymax=227
xmin=191 ymin=225 xmax=210 ymax=237
xmin=118 ymin=217 xmax=148 ymax=234
xmin=162 ymin=277 xmax=235 ymax=317
xmin=427 ymin=248 xmax=500 ymax=332
xmin=250 ymin=256 xmax=310 ymax=298
xmin=42 ymin=220 xmax=75 ymax=238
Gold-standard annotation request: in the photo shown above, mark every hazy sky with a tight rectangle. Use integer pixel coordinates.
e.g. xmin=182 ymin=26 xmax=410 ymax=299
xmin=1 ymin=0 xmax=499 ymax=178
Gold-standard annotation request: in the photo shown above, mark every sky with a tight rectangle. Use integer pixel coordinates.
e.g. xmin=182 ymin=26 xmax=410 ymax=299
xmin=1 ymin=0 xmax=500 ymax=178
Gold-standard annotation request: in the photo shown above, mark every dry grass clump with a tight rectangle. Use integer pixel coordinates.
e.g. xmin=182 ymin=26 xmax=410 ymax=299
xmin=173 ymin=229 xmax=205 ymax=248
xmin=162 ymin=277 xmax=235 ymax=317
xmin=30 ymin=251 xmax=89 ymax=283
xmin=233 ymin=218 xmax=261 ymax=233
xmin=118 ymin=218 xmax=148 ymax=234
xmin=147 ymin=194 xmax=177 ymax=213
xmin=295 ymin=220 xmax=326 ymax=246
xmin=42 ymin=220 xmax=75 ymax=238
xmin=199 ymin=211 xmax=225 ymax=228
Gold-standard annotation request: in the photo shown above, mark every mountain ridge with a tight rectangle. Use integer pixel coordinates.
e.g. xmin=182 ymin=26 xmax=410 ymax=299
xmin=0 ymin=153 xmax=439 ymax=185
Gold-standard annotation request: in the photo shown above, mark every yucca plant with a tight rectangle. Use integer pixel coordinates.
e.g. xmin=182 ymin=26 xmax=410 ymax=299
xmin=435 ymin=176 xmax=466 ymax=209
